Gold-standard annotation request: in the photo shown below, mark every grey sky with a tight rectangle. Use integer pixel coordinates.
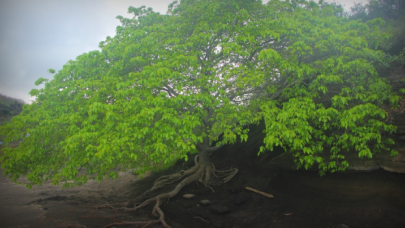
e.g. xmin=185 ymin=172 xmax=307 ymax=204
xmin=0 ymin=0 xmax=369 ymax=103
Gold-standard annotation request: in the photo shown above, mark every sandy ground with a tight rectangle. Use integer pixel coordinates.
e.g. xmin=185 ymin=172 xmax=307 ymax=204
xmin=0 ymin=167 xmax=145 ymax=228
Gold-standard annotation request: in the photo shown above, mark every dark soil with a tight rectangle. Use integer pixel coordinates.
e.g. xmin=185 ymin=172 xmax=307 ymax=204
xmin=1 ymin=123 xmax=405 ymax=228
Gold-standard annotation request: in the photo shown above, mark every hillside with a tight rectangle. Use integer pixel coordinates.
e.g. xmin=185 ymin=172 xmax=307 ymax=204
xmin=0 ymin=94 xmax=24 ymax=125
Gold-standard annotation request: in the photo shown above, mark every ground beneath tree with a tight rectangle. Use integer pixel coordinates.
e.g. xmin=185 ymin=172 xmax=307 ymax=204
xmin=1 ymin=160 xmax=405 ymax=228
xmin=1 ymin=124 xmax=405 ymax=228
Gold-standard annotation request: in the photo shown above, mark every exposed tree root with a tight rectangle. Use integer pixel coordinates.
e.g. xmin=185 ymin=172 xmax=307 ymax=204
xmin=101 ymin=207 xmax=170 ymax=228
xmin=100 ymin=153 xmax=238 ymax=228
xmin=246 ymin=187 xmax=274 ymax=198
xmin=194 ymin=216 xmax=210 ymax=223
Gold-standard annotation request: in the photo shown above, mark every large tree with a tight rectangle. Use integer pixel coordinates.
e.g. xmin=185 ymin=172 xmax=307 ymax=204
xmin=0 ymin=0 xmax=401 ymax=227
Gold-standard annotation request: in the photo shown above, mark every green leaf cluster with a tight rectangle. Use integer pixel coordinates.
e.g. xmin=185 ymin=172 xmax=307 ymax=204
xmin=0 ymin=0 xmax=400 ymax=187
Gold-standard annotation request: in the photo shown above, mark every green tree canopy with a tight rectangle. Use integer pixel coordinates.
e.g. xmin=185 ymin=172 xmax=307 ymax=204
xmin=349 ymin=0 xmax=405 ymax=21
xmin=349 ymin=0 xmax=405 ymax=55
xmin=0 ymin=0 xmax=400 ymax=191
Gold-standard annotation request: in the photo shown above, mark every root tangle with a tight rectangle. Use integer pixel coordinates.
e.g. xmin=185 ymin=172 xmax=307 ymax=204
xmin=101 ymin=154 xmax=238 ymax=228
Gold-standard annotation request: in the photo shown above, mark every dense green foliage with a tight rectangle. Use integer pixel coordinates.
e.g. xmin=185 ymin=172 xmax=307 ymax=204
xmin=0 ymin=0 xmax=401 ymax=188
xmin=349 ymin=0 xmax=405 ymax=21
xmin=349 ymin=0 xmax=405 ymax=55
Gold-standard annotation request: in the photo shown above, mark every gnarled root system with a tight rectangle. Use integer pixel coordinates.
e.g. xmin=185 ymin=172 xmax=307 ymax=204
xmin=101 ymin=154 xmax=238 ymax=228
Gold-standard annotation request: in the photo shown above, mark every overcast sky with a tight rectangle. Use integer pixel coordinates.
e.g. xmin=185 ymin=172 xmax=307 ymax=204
xmin=0 ymin=0 xmax=369 ymax=103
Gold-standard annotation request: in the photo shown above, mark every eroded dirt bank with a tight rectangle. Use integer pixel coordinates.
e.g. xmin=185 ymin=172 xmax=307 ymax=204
xmin=1 ymin=157 xmax=405 ymax=228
